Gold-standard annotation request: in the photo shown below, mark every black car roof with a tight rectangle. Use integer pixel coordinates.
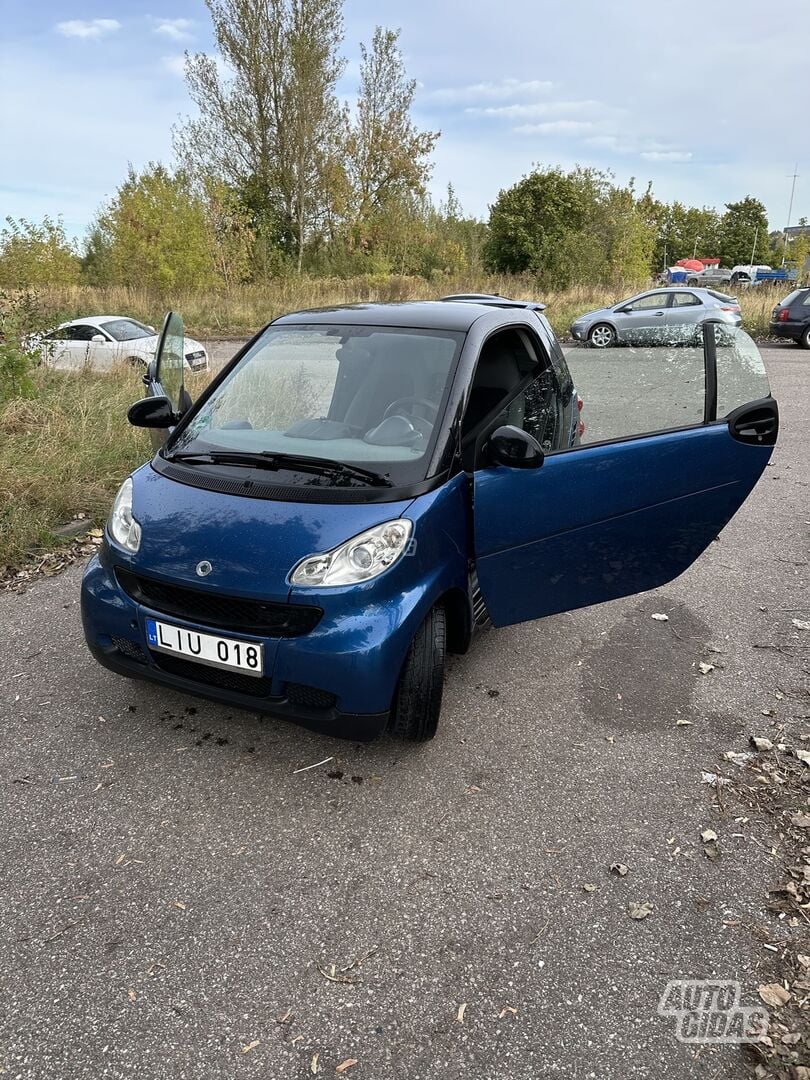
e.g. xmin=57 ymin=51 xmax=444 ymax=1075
xmin=272 ymin=300 xmax=526 ymax=333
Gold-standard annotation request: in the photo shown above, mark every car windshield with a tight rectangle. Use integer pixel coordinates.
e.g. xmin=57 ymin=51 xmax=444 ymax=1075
xmin=102 ymin=318 xmax=154 ymax=341
xmin=168 ymin=323 xmax=465 ymax=488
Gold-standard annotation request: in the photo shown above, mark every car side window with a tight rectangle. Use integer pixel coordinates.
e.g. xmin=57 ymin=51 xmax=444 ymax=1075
xmin=625 ymin=294 xmax=667 ymax=311
xmin=500 ymin=368 xmax=560 ymax=452
xmin=68 ymin=324 xmax=100 ymax=341
xmin=671 ymin=292 xmax=702 ymax=307
xmin=803 ymin=293 xmax=810 ymax=307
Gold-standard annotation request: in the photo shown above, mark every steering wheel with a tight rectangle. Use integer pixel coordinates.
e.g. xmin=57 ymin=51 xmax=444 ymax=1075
xmin=383 ymin=397 xmax=439 ymax=424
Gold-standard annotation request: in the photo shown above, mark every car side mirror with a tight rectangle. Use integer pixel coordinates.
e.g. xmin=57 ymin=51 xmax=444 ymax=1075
xmin=487 ymin=425 xmax=545 ymax=469
xmin=128 ymin=395 xmax=180 ymax=429
xmin=91 ymin=334 xmax=106 ymax=343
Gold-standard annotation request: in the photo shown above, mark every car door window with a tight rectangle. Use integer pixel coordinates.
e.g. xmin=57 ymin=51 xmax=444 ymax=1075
xmin=671 ymin=292 xmax=702 ymax=307
xmin=623 ymin=294 xmax=667 ymax=312
xmin=68 ymin=324 xmax=101 ymax=341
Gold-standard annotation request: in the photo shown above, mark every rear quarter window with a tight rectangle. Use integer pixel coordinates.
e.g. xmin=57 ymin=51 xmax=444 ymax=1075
xmin=779 ymin=290 xmax=801 ymax=306
xmin=707 ymin=290 xmax=737 ymax=303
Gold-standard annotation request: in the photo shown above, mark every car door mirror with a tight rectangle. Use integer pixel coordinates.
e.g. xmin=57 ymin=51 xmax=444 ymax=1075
xmin=127 ymin=395 xmax=180 ymax=429
xmin=487 ymin=425 xmax=545 ymax=469
xmin=90 ymin=334 xmax=106 ymax=343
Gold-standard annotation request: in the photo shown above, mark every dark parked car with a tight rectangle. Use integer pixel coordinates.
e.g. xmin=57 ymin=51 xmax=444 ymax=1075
xmin=770 ymin=288 xmax=810 ymax=348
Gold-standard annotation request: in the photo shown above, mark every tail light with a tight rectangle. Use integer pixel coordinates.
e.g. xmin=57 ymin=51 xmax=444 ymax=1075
xmin=778 ymin=308 xmax=790 ymax=322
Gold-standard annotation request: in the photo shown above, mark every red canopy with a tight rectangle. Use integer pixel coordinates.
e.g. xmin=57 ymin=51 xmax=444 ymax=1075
xmin=675 ymin=259 xmax=704 ymax=272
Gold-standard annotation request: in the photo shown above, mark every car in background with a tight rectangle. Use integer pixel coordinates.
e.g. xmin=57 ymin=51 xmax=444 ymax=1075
xmin=770 ymin=288 xmax=810 ymax=348
xmin=686 ymin=267 xmax=734 ymax=287
xmin=28 ymin=316 xmax=209 ymax=373
xmin=569 ymin=288 xmax=741 ymax=348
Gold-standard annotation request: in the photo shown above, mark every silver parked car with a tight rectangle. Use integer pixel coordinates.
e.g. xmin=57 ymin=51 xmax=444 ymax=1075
xmin=570 ymin=288 xmax=742 ymax=348
xmin=686 ymin=267 xmax=734 ymax=287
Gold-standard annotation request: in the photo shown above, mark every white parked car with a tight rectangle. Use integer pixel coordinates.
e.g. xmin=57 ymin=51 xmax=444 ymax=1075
xmin=28 ymin=316 xmax=209 ymax=373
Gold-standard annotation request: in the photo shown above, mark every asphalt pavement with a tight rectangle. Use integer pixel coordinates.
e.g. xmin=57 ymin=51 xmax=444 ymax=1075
xmin=1 ymin=344 xmax=807 ymax=1079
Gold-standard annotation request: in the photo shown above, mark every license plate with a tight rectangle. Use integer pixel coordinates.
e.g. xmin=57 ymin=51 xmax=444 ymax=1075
xmin=145 ymin=618 xmax=263 ymax=676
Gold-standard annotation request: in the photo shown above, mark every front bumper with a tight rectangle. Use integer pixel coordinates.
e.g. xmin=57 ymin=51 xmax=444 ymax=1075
xmin=80 ymin=553 xmax=401 ymax=740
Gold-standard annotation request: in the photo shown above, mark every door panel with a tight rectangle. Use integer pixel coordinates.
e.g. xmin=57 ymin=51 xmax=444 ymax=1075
xmin=473 ymin=326 xmax=776 ymax=628
xmin=474 ymin=424 xmax=772 ymax=627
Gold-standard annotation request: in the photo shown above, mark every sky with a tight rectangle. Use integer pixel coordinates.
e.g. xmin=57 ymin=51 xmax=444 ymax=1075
xmin=1 ymin=0 xmax=808 ymax=244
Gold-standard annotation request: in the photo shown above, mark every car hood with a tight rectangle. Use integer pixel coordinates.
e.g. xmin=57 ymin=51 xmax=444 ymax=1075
xmin=573 ymin=306 xmax=614 ymax=324
xmin=120 ymin=462 xmax=413 ymax=603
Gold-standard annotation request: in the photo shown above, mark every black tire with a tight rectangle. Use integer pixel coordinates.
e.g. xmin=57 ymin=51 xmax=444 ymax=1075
xmin=799 ymin=326 xmax=810 ymax=350
xmin=588 ymin=323 xmax=616 ymax=348
xmin=389 ymin=605 xmax=446 ymax=742
xmin=126 ymin=355 xmax=146 ymax=368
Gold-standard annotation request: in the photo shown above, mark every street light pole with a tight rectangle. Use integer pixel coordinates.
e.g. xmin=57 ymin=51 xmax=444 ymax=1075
xmin=782 ymin=164 xmax=800 ymax=267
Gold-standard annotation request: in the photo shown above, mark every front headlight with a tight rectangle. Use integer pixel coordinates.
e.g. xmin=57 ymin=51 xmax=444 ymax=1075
xmin=108 ymin=477 xmax=142 ymax=553
xmin=291 ymin=519 xmax=413 ymax=587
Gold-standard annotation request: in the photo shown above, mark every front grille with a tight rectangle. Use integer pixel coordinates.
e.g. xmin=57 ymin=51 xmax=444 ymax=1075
xmin=116 ymin=568 xmax=322 ymax=637
xmin=111 ymin=636 xmax=147 ymax=662
xmin=285 ymin=682 xmax=337 ymax=710
xmin=153 ymin=653 xmax=274 ymax=697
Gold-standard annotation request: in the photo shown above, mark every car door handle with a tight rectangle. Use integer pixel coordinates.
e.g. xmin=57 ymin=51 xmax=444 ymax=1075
xmin=653 ymin=311 xmax=665 ymax=316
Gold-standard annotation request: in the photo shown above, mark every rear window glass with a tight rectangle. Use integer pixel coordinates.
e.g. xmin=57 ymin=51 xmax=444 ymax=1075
xmin=707 ymin=290 xmax=737 ymax=303
xmin=778 ymin=290 xmax=801 ymax=307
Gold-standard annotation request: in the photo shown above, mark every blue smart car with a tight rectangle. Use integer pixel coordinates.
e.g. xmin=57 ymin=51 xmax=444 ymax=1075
xmin=81 ymin=296 xmax=778 ymax=741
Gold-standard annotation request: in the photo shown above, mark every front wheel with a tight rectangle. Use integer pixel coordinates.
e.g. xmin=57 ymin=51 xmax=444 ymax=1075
xmin=588 ymin=323 xmax=616 ymax=348
xmin=389 ymin=605 xmax=446 ymax=742
xmin=799 ymin=326 xmax=810 ymax=350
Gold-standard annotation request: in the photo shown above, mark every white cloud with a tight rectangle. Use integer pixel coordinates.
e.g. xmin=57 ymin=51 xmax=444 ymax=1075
xmin=514 ymin=120 xmax=595 ymax=136
xmin=423 ymin=78 xmax=554 ymax=105
xmin=55 ymin=18 xmax=121 ymax=39
xmin=162 ymin=54 xmax=187 ymax=77
xmin=153 ymin=18 xmax=194 ymax=42
xmin=641 ymin=150 xmax=693 ymax=162
xmin=468 ymin=99 xmax=603 ymax=120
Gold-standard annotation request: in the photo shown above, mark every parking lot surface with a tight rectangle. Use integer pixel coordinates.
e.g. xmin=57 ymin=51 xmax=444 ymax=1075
xmin=1 ymin=345 xmax=807 ymax=1078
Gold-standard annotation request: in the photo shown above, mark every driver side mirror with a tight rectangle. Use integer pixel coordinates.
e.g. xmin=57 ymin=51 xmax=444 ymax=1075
xmin=90 ymin=334 xmax=106 ymax=343
xmin=487 ymin=425 xmax=545 ymax=469
xmin=128 ymin=395 xmax=180 ymax=429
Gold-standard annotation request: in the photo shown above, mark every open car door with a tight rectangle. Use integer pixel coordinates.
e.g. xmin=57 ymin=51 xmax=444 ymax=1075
xmin=472 ymin=326 xmax=778 ymax=627
xmin=143 ymin=311 xmax=186 ymax=450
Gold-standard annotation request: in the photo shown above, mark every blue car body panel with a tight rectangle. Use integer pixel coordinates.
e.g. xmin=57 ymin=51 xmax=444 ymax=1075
xmin=474 ymin=423 xmax=773 ymax=627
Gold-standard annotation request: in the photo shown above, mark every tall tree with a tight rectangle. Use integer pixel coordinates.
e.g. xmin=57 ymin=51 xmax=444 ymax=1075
xmin=175 ymin=0 xmax=346 ymax=272
xmin=718 ymin=196 xmax=769 ymax=267
xmin=346 ymin=28 xmax=439 ymax=236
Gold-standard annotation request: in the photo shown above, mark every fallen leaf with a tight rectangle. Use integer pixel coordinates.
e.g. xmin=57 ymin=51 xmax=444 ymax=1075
xmin=723 ymin=751 xmax=751 ymax=768
xmin=675 ymin=718 xmax=693 ymax=727
xmin=797 ymin=955 xmax=810 ymax=969
xmin=172 ymin=900 xmax=186 ymax=911
xmin=758 ymin=983 xmax=791 ymax=1008
xmin=582 ymin=883 xmax=597 ymax=893
xmin=792 ymin=619 xmax=810 ymax=631
xmin=795 ymin=751 xmax=810 ymax=767
xmin=241 ymin=1041 xmax=260 ymax=1054
xmin=698 ymin=662 xmax=715 ymax=675
xmin=610 ymin=862 xmax=629 ymax=877
xmin=791 ymin=814 xmax=810 ymax=828
xmin=456 ymin=1003 xmax=467 ymax=1023
xmin=127 ymin=989 xmax=136 ymax=1002
xmin=651 ymin=613 xmax=669 ymax=622
xmin=750 ymin=736 xmax=774 ymax=752
xmin=499 ymin=1006 xmax=518 ymax=1018
xmin=628 ymin=901 xmax=653 ymax=920
xmin=311 ymin=1053 xmax=320 ymax=1074
xmin=703 ymin=842 xmax=720 ymax=862
xmin=701 ymin=829 xmax=718 ymax=843
xmin=336 ymin=1060 xmax=358 ymax=1074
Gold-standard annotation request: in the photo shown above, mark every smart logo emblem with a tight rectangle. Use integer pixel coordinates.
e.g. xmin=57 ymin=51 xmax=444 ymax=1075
xmin=196 ymin=560 xmax=213 ymax=577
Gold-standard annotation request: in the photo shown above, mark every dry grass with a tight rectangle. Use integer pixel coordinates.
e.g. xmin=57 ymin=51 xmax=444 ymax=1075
xmin=36 ymin=276 xmax=781 ymax=340
xmin=0 ymin=366 xmax=151 ymax=571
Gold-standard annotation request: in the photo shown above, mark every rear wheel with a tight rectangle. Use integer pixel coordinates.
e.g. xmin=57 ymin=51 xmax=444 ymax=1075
xmin=126 ymin=355 xmax=146 ymax=368
xmin=588 ymin=323 xmax=616 ymax=348
xmin=799 ymin=326 xmax=810 ymax=350
xmin=389 ymin=605 xmax=446 ymax=742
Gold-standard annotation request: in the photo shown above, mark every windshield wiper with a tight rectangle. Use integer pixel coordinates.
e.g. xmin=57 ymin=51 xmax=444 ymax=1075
xmin=166 ymin=449 xmax=393 ymax=487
